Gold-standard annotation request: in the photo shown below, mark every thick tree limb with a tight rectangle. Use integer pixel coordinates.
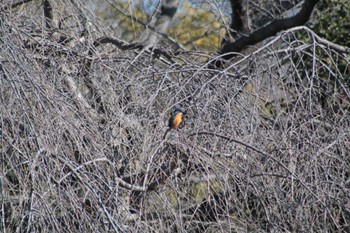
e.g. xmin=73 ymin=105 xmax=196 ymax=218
xmin=43 ymin=0 xmax=53 ymax=29
xmin=219 ymin=0 xmax=244 ymax=56
xmin=215 ymin=0 xmax=320 ymax=67
xmin=228 ymin=0 xmax=244 ymax=38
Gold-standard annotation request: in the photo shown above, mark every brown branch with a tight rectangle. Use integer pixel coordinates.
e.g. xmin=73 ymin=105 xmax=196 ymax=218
xmin=83 ymin=36 xmax=175 ymax=78
xmin=0 ymin=0 xmax=34 ymax=11
xmin=93 ymin=37 xmax=142 ymax=50
xmin=93 ymin=36 xmax=175 ymax=61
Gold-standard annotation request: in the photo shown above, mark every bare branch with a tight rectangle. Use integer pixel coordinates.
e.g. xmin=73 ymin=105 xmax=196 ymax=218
xmin=1 ymin=0 xmax=349 ymax=231
xmin=0 ymin=0 xmax=34 ymax=11
xmin=215 ymin=0 xmax=321 ymax=67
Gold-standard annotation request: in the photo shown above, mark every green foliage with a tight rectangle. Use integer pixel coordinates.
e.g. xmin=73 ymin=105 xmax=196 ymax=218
xmin=168 ymin=3 xmax=224 ymax=52
xmin=95 ymin=1 xmax=224 ymax=51
xmin=312 ymin=0 xmax=350 ymax=82
xmin=312 ymin=0 xmax=350 ymax=47
xmin=96 ymin=1 xmax=146 ymax=40
xmin=315 ymin=0 xmax=350 ymax=84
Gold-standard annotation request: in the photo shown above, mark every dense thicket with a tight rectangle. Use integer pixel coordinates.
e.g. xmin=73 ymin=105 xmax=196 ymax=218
xmin=0 ymin=0 xmax=349 ymax=232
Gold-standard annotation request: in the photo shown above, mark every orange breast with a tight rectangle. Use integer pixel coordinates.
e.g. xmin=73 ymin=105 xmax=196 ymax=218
xmin=172 ymin=112 xmax=183 ymax=128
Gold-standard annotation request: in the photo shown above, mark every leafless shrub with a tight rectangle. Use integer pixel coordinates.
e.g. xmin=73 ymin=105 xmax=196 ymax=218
xmin=0 ymin=1 xmax=349 ymax=232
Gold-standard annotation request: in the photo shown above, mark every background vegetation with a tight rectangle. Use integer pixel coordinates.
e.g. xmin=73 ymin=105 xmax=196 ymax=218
xmin=0 ymin=0 xmax=349 ymax=232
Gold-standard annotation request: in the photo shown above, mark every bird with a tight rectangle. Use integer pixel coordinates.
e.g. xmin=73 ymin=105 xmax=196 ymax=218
xmin=168 ymin=107 xmax=184 ymax=129
xmin=163 ymin=107 xmax=185 ymax=140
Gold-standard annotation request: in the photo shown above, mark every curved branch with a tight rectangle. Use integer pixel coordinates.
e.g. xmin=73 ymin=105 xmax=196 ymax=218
xmin=93 ymin=36 xmax=174 ymax=60
xmin=215 ymin=0 xmax=320 ymax=67
xmin=306 ymin=27 xmax=350 ymax=54
xmin=83 ymin=36 xmax=175 ymax=77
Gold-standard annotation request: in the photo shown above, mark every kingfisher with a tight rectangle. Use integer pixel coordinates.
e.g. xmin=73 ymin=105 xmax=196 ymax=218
xmin=168 ymin=107 xmax=184 ymax=129
xmin=163 ymin=107 xmax=185 ymax=139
